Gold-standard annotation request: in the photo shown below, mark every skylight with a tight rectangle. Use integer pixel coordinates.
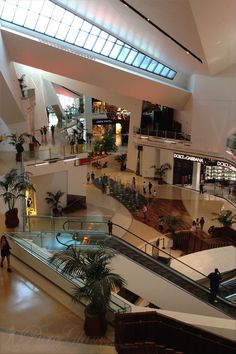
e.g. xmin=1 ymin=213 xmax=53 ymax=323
xmin=0 ymin=0 xmax=177 ymax=80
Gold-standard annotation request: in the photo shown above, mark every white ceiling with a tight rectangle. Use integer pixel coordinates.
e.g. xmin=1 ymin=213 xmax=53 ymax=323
xmin=55 ymin=0 xmax=236 ymax=76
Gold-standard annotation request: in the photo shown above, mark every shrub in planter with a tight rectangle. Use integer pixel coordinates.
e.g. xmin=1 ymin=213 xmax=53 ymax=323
xmin=0 ymin=168 xmax=35 ymax=228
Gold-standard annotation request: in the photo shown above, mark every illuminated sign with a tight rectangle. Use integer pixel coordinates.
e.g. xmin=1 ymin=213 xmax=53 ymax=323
xmin=174 ymin=153 xmax=204 ymax=163
xmin=217 ymin=161 xmax=236 ymax=172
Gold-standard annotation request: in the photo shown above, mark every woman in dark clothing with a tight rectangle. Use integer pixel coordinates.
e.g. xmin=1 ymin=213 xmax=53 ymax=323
xmin=1 ymin=235 xmax=12 ymax=272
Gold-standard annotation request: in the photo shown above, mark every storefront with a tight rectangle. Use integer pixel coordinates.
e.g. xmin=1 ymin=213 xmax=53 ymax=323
xmin=173 ymin=153 xmax=236 ymax=188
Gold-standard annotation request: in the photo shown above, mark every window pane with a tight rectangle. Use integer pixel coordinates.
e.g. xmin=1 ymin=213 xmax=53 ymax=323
xmin=13 ymin=6 xmax=28 ymax=26
xmin=160 ymin=67 xmax=170 ymax=76
xmin=81 ymin=21 xmax=92 ymax=33
xmin=140 ymin=57 xmax=151 ymax=69
xmin=154 ymin=63 xmax=164 ymax=74
xmin=117 ymin=47 xmax=130 ymax=62
xmin=1 ymin=3 xmax=17 ymax=21
xmin=117 ymin=40 xmax=124 ymax=45
xmin=100 ymin=31 xmax=109 ymax=39
xmin=55 ymin=23 xmax=70 ymax=40
xmin=24 ymin=11 xmax=39 ymax=29
xmin=61 ymin=11 xmax=74 ymax=25
xmin=83 ymin=33 xmax=97 ymax=50
xmin=29 ymin=0 xmax=43 ymax=13
xmin=19 ymin=1 xmax=31 ymax=10
xmin=101 ymin=41 xmax=114 ymax=56
xmin=35 ymin=15 xmax=50 ymax=33
xmin=109 ymin=43 xmax=122 ymax=59
xmin=71 ymin=17 xmax=83 ymax=30
xmin=125 ymin=50 xmax=138 ymax=64
xmin=41 ymin=0 xmax=54 ymax=17
xmin=90 ymin=26 xmax=100 ymax=36
xmin=75 ymin=30 xmax=88 ymax=47
xmin=45 ymin=19 xmax=60 ymax=37
xmin=167 ymin=70 xmax=176 ymax=79
xmin=108 ymin=34 xmax=116 ymax=42
xmin=147 ymin=60 xmax=158 ymax=72
xmin=51 ymin=5 xmax=64 ymax=21
xmin=92 ymin=37 xmax=106 ymax=53
xmin=65 ymin=27 xmax=79 ymax=43
xmin=132 ymin=53 xmax=145 ymax=67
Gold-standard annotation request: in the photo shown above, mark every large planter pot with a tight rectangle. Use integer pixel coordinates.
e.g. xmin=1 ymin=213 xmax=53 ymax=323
xmin=84 ymin=308 xmax=107 ymax=338
xmin=5 ymin=208 xmax=19 ymax=228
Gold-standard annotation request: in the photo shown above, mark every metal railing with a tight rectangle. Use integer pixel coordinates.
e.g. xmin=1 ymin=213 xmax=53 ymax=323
xmin=134 ymin=127 xmax=191 ymax=142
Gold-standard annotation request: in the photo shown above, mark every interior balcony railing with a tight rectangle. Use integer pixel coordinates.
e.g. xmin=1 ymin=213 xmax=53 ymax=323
xmin=134 ymin=127 xmax=191 ymax=143
xmin=11 ymin=216 xmax=236 ymax=318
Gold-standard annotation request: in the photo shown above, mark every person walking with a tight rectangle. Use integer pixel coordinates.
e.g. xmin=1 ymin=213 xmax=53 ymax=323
xmin=199 ymin=181 xmax=204 ymax=194
xmin=143 ymin=181 xmax=146 ymax=194
xmin=51 ymin=125 xmax=55 ymax=139
xmin=142 ymin=204 xmax=148 ymax=220
xmin=200 ymin=216 xmax=205 ymax=230
xmin=148 ymin=181 xmax=153 ymax=195
xmin=208 ymin=268 xmax=222 ymax=303
xmin=91 ymin=171 xmax=95 ymax=182
xmin=153 ymin=189 xmax=157 ymax=198
xmin=195 ymin=218 xmax=200 ymax=231
xmin=40 ymin=127 xmax=44 ymax=143
xmin=107 ymin=220 xmax=113 ymax=235
xmin=1 ymin=235 xmax=12 ymax=272
xmin=87 ymin=172 xmax=90 ymax=183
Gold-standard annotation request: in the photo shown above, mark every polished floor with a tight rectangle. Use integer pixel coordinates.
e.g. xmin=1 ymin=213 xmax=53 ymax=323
xmin=0 ymin=132 xmax=235 ymax=353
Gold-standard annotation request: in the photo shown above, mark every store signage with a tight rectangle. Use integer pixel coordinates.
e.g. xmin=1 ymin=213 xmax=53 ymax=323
xmin=92 ymin=118 xmax=115 ymax=125
xmin=174 ymin=153 xmax=204 ymax=163
xmin=217 ymin=161 xmax=236 ymax=172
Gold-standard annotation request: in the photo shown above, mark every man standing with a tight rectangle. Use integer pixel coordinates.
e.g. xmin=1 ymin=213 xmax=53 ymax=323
xmin=107 ymin=220 xmax=113 ymax=235
xmin=208 ymin=268 xmax=222 ymax=303
xmin=148 ymin=181 xmax=153 ymax=195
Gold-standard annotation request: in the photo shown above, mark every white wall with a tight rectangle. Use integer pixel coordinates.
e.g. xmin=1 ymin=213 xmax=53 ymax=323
xmin=32 ymin=171 xmax=67 ymax=214
xmin=141 ymin=146 xmax=159 ymax=178
xmin=25 ymin=155 xmax=88 ymax=213
xmin=181 ymin=65 xmax=236 ymax=159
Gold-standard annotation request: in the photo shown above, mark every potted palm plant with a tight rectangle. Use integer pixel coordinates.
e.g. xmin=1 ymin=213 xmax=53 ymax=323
xmin=49 ymin=246 xmax=126 ymax=338
xmin=45 ymin=190 xmax=64 ymax=216
xmin=212 ymin=210 xmax=236 ymax=227
xmin=151 ymin=163 xmax=171 ymax=184
xmin=0 ymin=168 xmax=35 ymax=228
xmin=8 ymin=132 xmax=32 ymax=161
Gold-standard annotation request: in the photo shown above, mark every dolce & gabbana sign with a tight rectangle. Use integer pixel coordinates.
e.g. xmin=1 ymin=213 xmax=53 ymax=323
xmin=217 ymin=161 xmax=236 ymax=172
xmin=174 ymin=153 xmax=204 ymax=163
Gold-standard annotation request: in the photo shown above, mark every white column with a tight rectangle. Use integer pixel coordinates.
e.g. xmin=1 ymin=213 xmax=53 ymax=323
xmin=192 ymin=161 xmax=201 ymax=190
xmin=159 ymin=149 xmax=174 ymax=184
xmin=84 ymin=96 xmax=92 ymax=133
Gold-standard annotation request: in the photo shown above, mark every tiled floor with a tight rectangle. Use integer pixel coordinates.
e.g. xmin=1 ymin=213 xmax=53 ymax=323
xmin=0 ymin=132 xmax=235 ymax=353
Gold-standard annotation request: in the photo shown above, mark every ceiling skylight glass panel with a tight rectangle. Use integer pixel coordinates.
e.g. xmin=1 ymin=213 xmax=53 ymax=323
xmin=55 ymin=23 xmax=70 ymax=40
xmin=0 ymin=0 xmax=177 ymax=80
xmin=35 ymin=15 xmax=50 ymax=33
xmin=75 ymin=31 xmax=89 ymax=47
xmin=154 ymin=63 xmax=164 ymax=74
xmin=140 ymin=57 xmax=151 ymax=69
xmin=160 ymin=67 xmax=170 ymax=76
xmin=101 ymin=41 xmax=114 ymax=56
xmin=19 ymin=1 xmax=31 ymax=10
xmin=65 ymin=27 xmax=78 ymax=43
xmin=41 ymin=0 xmax=54 ymax=17
xmin=147 ymin=60 xmax=158 ymax=72
xmin=117 ymin=47 xmax=130 ymax=62
xmin=81 ymin=21 xmax=92 ymax=33
xmin=61 ymin=11 xmax=74 ymax=25
xmin=29 ymin=0 xmax=43 ymax=13
xmin=125 ymin=50 xmax=138 ymax=65
xmin=1 ymin=2 xmax=17 ymax=21
xmin=100 ymin=31 xmax=109 ymax=40
xmin=91 ymin=27 xmax=100 ymax=36
xmin=71 ymin=16 xmax=83 ymax=30
xmin=109 ymin=43 xmax=122 ymax=59
xmin=45 ymin=18 xmax=59 ymax=37
xmin=92 ymin=37 xmax=106 ymax=53
xmin=13 ymin=6 xmax=28 ymax=26
xmin=24 ymin=11 xmax=39 ymax=29
xmin=132 ymin=53 xmax=145 ymax=67
xmin=167 ymin=70 xmax=176 ymax=79
xmin=51 ymin=5 xmax=65 ymax=22
xmin=83 ymin=33 xmax=97 ymax=50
